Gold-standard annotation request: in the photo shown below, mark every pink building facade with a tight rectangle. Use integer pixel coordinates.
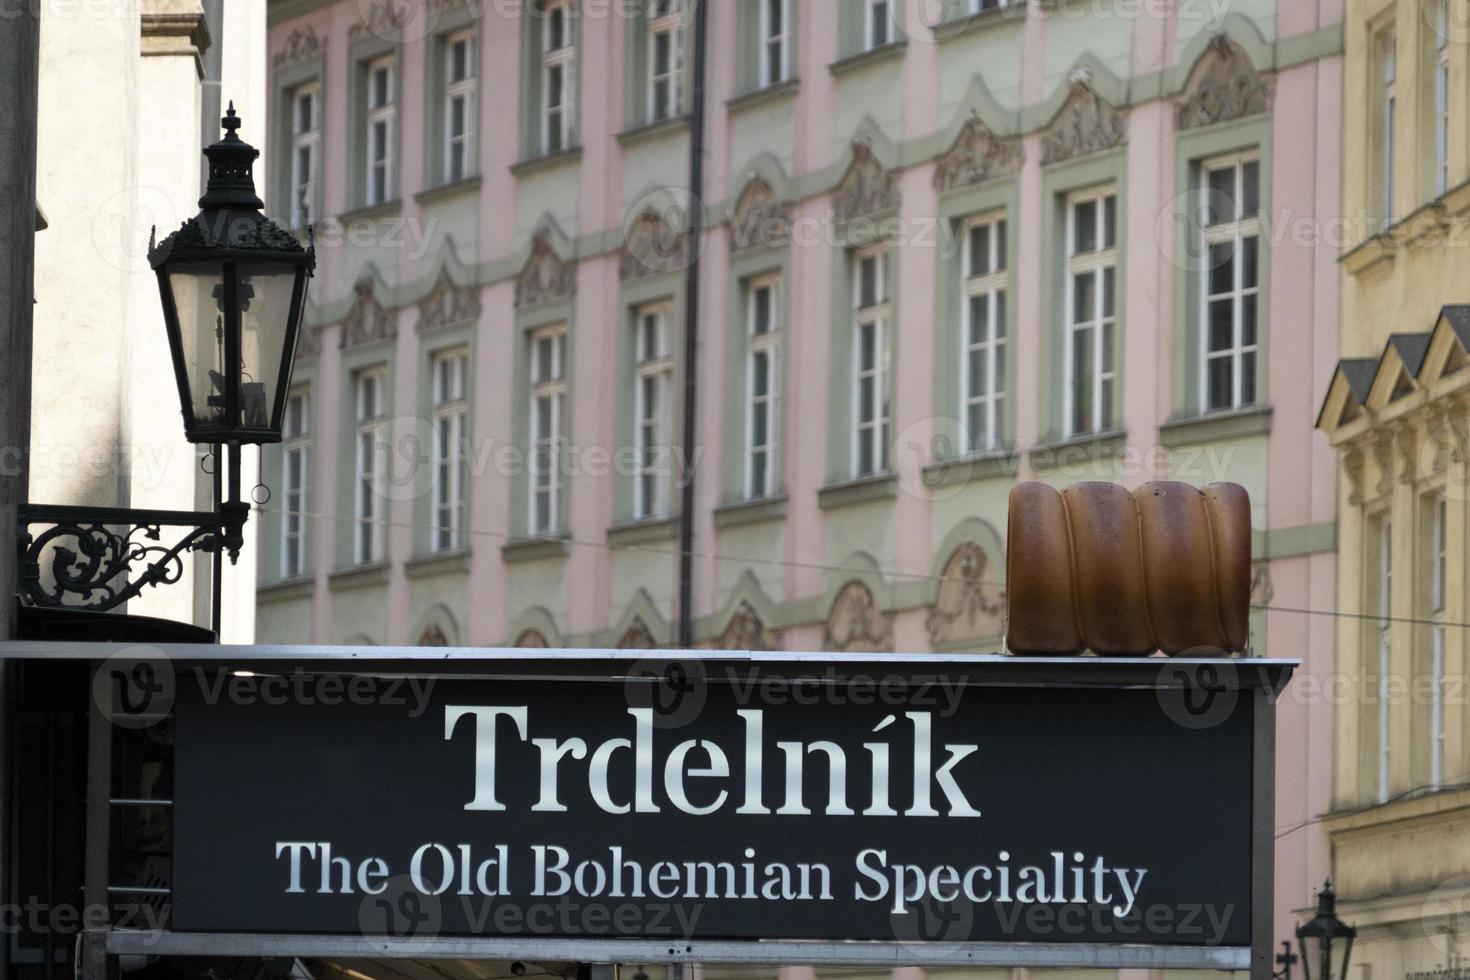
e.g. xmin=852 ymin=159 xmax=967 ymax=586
xmin=262 ymin=0 xmax=1343 ymax=960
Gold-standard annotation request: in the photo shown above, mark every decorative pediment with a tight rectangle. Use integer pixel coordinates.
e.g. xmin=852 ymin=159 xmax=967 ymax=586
xmin=418 ymin=266 xmax=480 ymax=331
xmin=617 ymin=617 xmax=657 ymax=649
xmin=348 ymin=0 xmax=409 ymax=41
xmin=729 ymin=177 xmax=792 ymax=251
xmin=832 ymin=141 xmax=900 ymax=222
xmin=515 ymin=229 xmax=577 ymax=307
xmin=1040 ymin=77 xmax=1126 ymax=166
xmin=339 ymin=276 xmax=396 ymax=349
xmin=925 ymin=542 xmax=1005 ymax=647
xmin=619 ymin=210 xmax=690 ymax=281
xmin=417 ymin=624 xmax=449 ymax=647
xmin=515 ymin=629 xmax=549 ymax=648
xmin=1177 ymin=36 xmax=1274 ymax=131
xmin=273 ymin=25 xmax=326 ymax=69
xmin=932 ymin=114 xmax=1024 ymax=193
xmin=717 ymin=602 xmax=781 ymax=651
xmin=822 ymin=582 xmax=893 ymax=653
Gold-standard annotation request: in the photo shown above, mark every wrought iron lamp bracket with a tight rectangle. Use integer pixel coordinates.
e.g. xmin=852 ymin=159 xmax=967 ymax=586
xmin=16 ymin=502 xmax=246 ymax=613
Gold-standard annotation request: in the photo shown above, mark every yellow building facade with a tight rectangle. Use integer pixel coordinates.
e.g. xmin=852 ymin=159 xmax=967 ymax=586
xmin=1319 ymin=0 xmax=1470 ymax=975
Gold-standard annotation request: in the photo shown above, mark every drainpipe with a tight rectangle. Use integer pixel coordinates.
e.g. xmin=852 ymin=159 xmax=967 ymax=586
xmin=676 ymin=0 xmax=709 ymax=649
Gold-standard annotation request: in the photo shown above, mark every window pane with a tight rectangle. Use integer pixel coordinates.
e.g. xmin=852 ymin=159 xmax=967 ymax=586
xmin=1209 ymin=299 xmax=1234 ymax=352
xmin=1241 ymin=350 xmax=1256 ymax=405
xmin=1101 ymin=268 xmax=1114 ymax=319
xmin=1071 ymin=328 xmax=1094 ymax=431
xmin=1073 ymin=200 xmax=1096 ymax=253
xmin=1242 ymin=293 xmax=1257 ymax=347
xmin=1207 ymin=167 xmax=1235 ymax=224
xmin=859 ymin=255 xmax=878 ymax=307
xmin=1208 ymin=242 xmax=1235 ymax=296
xmin=969 ymin=224 xmax=990 ymax=277
xmin=995 ymin=220 xmax=1007 ymax=270
xmin=1102 ymin=195 xmax=1116 ymax=248
xmin=1242 ymin=161 xmax=1260 ymax=216
xmin=1242 ymin=236 xmax=1259 ymax=289
xmin=994 ymin=290 xmax=1007 ymax=339
xmin=753 ymin=284 xmax=772 ymax=333
xmin=968 ymin=294 xmax=989 ymax=345
xmin=1072 ymin=272 xmax=1094 ymax=324
xmin=1208 ymin=356 xmax=1233 ymax=410
xmin=970 ymin=346 xmax=987 ymax=397
xmin=752 ymin=349 xmax=769 ymax=396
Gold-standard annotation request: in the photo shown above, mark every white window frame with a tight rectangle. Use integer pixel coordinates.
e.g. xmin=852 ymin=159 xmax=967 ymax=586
xmin=864 ymin=0 xmax=892 ymax=49
xmin=280 ymin=389 xmax=310 ymax=579
xmin=634 ymin=303 xmax=673 ymax=520
xmin=365 ymin=55 xmax=397 ymax=206
xmin=289 ymin=82 xmax=320 ymax=228
xmin=1376 ymin=514 xmax=1393 ymax=804
xmin=1381 ymin=30 xmax=1397 ymax=224
xmin=961 ymin=213 xmax=1007 ymax=454
xmin=529 ymin=325 xmax=567 ymax=535
xmin=1435 ymin=0 xmax=1451 ymax=197
xmin=1429 ymin=493 xmax=1447 ymax=788
xmin=430 ymin=348 xmax=469 ymax=552
xmin=745 ymin=275 xmax=781 ymax=499
xmin=648 ymin=0 xmax=684 ymax=122
xmin=443 ymin=29 xmax=476 ymax=184
xmin=759 ymin=0 xmax=790 ymax=87
xmin=353 ymin=368 xmax=388 ymax=565
xmin=541 ymin=0 xmax=574 ymax=155
xmin=1063 ymin=186 xmax=1117 ymax=439
xmin=851 ymin=246 xmax=891 ymax=478
xmin=1199 ymin=152 xmax=1261 ymax=414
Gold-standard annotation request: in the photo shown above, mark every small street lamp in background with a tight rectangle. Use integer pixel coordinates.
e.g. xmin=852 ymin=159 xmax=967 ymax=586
xmin=1297 ymin=880 xmax=1358 ymax=980
xmin=16 ymin=104 xmax=313 ymax=637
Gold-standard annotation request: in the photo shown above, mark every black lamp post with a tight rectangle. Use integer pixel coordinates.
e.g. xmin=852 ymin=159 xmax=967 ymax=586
xmin=16 ymin=104 xmax=313 ymax=632
xmin=1297 ymin=880 xmax=1357 ymax=980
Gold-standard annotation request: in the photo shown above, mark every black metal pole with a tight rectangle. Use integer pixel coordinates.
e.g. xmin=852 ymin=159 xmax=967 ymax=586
xmin=211 ymin=443 xmax=223 ymax=640
xmin=676 ymin=0 xmax=708 ymax=649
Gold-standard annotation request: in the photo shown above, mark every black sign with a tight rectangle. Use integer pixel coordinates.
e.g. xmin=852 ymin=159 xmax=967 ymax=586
xmin=172 ymin=666 xmax=1254 ymax=947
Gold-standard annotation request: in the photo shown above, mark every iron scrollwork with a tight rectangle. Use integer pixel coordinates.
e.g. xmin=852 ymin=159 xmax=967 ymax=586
xmin=17 ymin=504 xmax=234 ymax=612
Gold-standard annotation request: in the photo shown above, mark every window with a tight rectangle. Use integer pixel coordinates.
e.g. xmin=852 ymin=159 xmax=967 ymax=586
xmin=1380 ymin=30 xmax=1397 ymax=224
xmin=280 ymin=390 xmax=310 ymax=578
xmin=443 ymin=30 xmax=476 ymax=183
xmin=1435 ymin=0 xmax=1451 ymax=196
xmin=962 ymin=215 xmax=1007 ymax=453
xmin=529 ymin=326 xmax=567 ymax=534
xmin=648 ymin=0 xmax=684 ymax=122
xmin=759 ymin=0 xmax=790 ymax=87
xmin=1374 ymin=514 xmax=1393 ymax=804
xmin=634 ymin=305 xmax=673 ymax=519
xmin=353 ymin=368 xmax=388 ymax=564
xmin=289 ymin=83 xmax=320 ymax=228
xmin=968 ymin=0 xmax=1011 ymax=10
xmin=431 ymin=349 xmax=469 ymax=551
xmin=365 ymin=55 xmax=397 ymax=206
xmin=541 ymin=0 xmax=574 ymax=154
xmin=1064 ymin=188 xmax=1117 ymax=438
xmin=852 ymin=247 xmax=891 ymax=477
xmin=745 ymin=276 xmax=780 ymax=499
xmin=1200 ymin=153 xmax=1261 ymax=413
xmin=1428 ymin=493 xmax=1447 ymax=787
xmin=865 ymin=0 xmax=891 ymax=49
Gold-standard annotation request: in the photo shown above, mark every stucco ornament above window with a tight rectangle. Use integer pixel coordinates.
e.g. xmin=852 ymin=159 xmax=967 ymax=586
xmin=1176 ymin=35 xmax=1274 ymax=131
xmin=515 ymin=228 xmax=577 ymax=307
xmin=417 ymin=624 xmax=449 ymax=646
xmin=932 ymin=113 xmax=1024 ymax=193
xmin=925 ymin=542 xmax=1005 ymax=647
xmin=339 ymin=275 xmax=396 ymax=348
xmin=619 ymin=209 xmax=690 ymax=281
xmin=717 ymin=601 xmax=781 ymax=651
xmin=1039 ymin=73 xmax=1126 ymax=166
xmin=823 ymin=581 xmax=894 ymax=653
xmin=515 ymin=629 xmax=549 ymax=648
xmin=729 ymin=177 xmax=792 ymax=251
xmin=273 ymin=25 xmax=325 ymax=69
xmin=832 ymin=141 xmax=900 ymax=222
xmin=617 ymin=617 xmax=658 ymax=649
xmin=349 ymin=0 xmax=410 ymax=41
xmin=418 ymin=265 xmax=480 ymax=331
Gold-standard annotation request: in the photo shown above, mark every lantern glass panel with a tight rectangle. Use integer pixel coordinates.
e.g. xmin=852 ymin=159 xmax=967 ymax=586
xmin=168 ymin=262 xmax=229 ymax=432
xmin=236 ymin=262 xmax=299 ymax=430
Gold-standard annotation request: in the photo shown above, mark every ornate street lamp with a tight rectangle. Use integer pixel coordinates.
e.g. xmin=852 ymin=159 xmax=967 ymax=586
xmin=148 ymin=102 xmax=315 ymax=446
xmin=1297 ymin=880 xmax=1357 ymax=980
xmin=16 ymin=104 xmax=313 ymax=632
